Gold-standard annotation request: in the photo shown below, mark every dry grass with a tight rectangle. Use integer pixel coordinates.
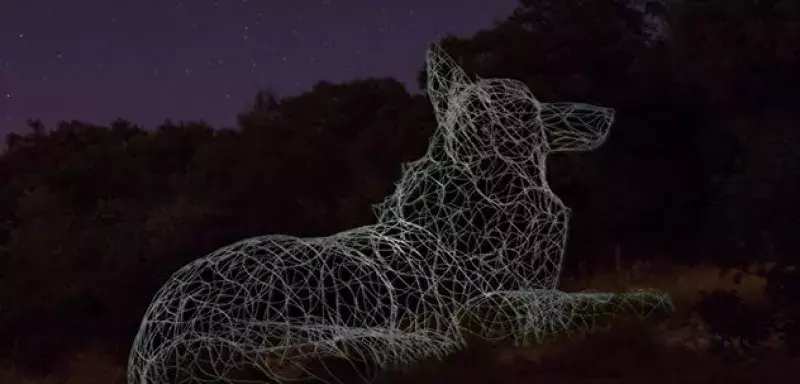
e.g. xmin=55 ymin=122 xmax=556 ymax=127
xmin=561 ymin=259 xmax=768 ymax=304
xmin=560 ymin=259 xmax=771 ymax=351
xmin=0 ymin=364 xmax=59 ymax=384
xmin=6 ymin=261 xmax=791 ymax=384
xmin=3 ymin=346 xmax=125 ymax=384
xmin=58 ymin=346 xmax=126 ymax=384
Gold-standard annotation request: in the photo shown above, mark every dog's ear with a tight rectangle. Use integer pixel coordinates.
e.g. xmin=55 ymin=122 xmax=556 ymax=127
xmin=425 ymin=42 xmax=471 ymax=126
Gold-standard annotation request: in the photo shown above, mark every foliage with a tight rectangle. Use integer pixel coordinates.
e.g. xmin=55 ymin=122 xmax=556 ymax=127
xmin=764 ymin=263 xmax=800 ymax=356
xmin=694 ymin=262 xmax=800 ymax=360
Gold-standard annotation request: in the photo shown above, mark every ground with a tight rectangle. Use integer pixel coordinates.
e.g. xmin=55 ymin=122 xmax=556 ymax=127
xmin=4 ymin=261 xmax=798 ymax=384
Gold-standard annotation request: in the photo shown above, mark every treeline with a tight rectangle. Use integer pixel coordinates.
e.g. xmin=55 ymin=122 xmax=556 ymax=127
xmin=2 ymin=0 xmax=799 ymax=373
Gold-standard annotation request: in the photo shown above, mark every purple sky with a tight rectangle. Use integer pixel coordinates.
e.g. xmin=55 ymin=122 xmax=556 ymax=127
xmin=0 ymin=0 xmax=518 ymax=135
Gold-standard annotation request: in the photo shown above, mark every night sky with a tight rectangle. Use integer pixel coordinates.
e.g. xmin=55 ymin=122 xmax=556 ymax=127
xmin=0 ymin=0 xmax=518 ymax=136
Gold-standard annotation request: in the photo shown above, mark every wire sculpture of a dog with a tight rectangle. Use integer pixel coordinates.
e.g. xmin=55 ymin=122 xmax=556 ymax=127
xmin=127 ymin=42 xmax=672 ymax=384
